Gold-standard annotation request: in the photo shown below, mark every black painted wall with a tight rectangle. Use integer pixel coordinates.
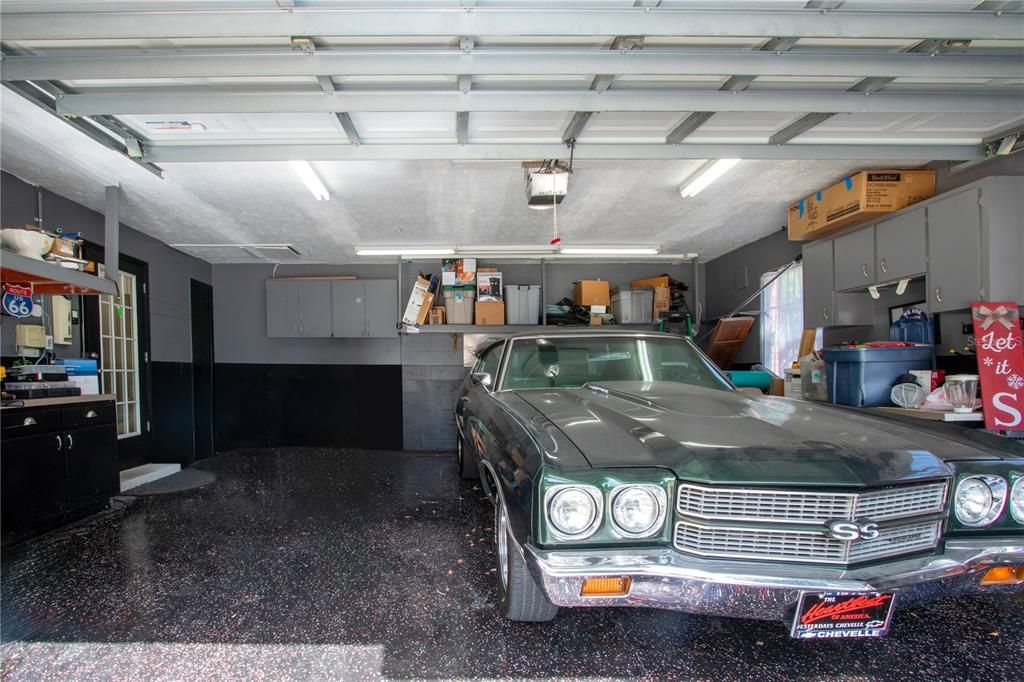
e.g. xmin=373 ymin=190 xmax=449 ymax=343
xmin=214 ymin=364 xmax=403 ymax=451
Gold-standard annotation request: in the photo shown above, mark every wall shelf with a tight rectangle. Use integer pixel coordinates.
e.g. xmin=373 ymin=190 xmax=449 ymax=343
xmin=405 ymin=323 xmax=660 ymax=334
xmin=1 ymin=250 xmax=117 ymax=296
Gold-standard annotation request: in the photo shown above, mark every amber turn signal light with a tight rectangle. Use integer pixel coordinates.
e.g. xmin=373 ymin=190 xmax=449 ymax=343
xmin=580 ymin=576 xmax=632 ymax=597
xmin=980 ymin=565 xmax=1024 ymax=585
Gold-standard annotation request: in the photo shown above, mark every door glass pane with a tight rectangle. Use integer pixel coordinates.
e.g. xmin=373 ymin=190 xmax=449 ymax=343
xmin=99 ymin=271 xmax=142 ymax=439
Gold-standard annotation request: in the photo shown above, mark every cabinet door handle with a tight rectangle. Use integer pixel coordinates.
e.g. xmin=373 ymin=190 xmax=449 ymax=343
xmin=56 ymin=435 xmax=63 ymax=451
xmin=862 ymin=264 xmax=869 ymax=278
xmin=823 ymin=307 xmax=830 ymax=321
xmin=934 ymin=287 xmax=943 ymax=303
xmin=85 ymin=409 xmax=98 ymax=419
xmin=65 ymin=433 xmax=74 ymax=451
xmin=22 ymin=416 xmax=37 ymax=427
xmin=879 ymin=258 xmax=887 ymax=274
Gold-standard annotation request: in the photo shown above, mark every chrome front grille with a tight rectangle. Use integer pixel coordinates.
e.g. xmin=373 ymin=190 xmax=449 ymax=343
xmin=676 ymin=481 xmax=947 ymax=524
xmin=674 ymin=519 xmax=943 ymax=565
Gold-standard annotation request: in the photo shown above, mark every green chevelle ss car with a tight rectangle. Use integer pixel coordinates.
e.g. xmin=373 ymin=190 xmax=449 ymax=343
xmin=454 ymin=330 xmax=1024 ymax=639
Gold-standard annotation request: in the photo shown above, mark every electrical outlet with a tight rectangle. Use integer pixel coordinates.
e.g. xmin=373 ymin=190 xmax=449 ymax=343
xmin=45 ymin=335 xmax=54 ymax=350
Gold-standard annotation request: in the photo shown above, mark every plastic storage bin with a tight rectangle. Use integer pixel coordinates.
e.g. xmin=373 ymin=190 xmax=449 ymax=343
xmin=822 ymin=345 xmax=934 ymax=407
xmin=505 ymin=285 xmax=541 ymax=325
xmin=443 ymin=286 xmax=476 ymax=324
xmin=610 ymin=287 xmax=654 ymax=324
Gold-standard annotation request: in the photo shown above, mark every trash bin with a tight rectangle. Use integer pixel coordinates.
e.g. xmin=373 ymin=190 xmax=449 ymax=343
xmin=504 ymin=285 xmax=541 ymax=325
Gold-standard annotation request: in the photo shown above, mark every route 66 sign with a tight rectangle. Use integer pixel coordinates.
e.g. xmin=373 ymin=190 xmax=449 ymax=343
xmin=2 ymin=283 xmax=34 ymax=318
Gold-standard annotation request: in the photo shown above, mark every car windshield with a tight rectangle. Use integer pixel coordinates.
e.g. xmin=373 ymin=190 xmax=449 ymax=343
xmin=500 ymin=335 xmax=731 ymax=391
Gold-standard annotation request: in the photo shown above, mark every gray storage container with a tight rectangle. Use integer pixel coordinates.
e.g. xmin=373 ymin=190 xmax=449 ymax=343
xmin=504 ymin=285 xmax=541 ymax=325
xmin=822 ymin=345 xmax=934 ymax=407
xmin=443 ymin=286 xmax=475 ymax=325
xmin=611 ymin=287 xmax=654 ymax=324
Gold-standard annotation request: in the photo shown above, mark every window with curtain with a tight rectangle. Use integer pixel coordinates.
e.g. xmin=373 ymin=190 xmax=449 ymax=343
xmin=760 ymin=263 xmax=821 ymax=377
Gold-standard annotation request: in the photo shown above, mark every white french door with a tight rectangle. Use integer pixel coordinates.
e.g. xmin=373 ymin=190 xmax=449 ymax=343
xmin=99 ymin=271 xmax=142 ymax=438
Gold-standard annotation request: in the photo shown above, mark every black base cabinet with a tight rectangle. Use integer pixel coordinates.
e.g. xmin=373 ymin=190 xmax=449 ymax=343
xmin=1 ymin=399 xmax=119 ymax=546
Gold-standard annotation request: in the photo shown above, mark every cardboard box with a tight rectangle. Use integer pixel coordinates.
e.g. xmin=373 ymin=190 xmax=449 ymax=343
xmin=589 ymin=314 xmax=603 ymax=326
xmin=401 ymin=277 xmax=433 ymax=326
xmin=788 ymin=169 xmax=936 ymax=241
xmin=573 ymin=280 xmax=611 ymax=307
xmin=442 ymin=258 xmax=477 ymax=286
xmin=653 ymin=286 xmax=671 ymax=319
xmin=475 ymin=301 xmax=505 ymax=325
xmin=48 ymin=237 xmax=79 ymax=259
xmin=428 ymin=307 xmax=446 ymax=325
xmin=631 ymin=276 xmax=671 ymax=290
xmin=477 ymin=271 xmax=503 ymax=301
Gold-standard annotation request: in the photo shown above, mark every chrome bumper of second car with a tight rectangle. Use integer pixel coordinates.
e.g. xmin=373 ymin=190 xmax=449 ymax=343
xmin=524 ymin=539 xmax=1024 ymax=621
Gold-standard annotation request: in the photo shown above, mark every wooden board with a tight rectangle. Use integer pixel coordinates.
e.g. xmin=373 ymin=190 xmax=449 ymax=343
xmin=703 ymin=316 xmax=755 ymax=370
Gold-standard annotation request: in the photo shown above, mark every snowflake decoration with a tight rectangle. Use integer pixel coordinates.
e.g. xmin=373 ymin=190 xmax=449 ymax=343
xmin=984 ymin=357 xmax=995 ymax=367
xmin=1008 ymin=374 xmax=1024 ymax=391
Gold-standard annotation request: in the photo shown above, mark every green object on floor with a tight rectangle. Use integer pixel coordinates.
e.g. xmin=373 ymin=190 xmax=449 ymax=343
xmin=725 ymin=370 xmax=773 ymax=391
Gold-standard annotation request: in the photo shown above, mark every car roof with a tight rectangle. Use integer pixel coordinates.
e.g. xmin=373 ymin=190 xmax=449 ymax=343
xmin=474 ymin=328 xmax=686 ymax=357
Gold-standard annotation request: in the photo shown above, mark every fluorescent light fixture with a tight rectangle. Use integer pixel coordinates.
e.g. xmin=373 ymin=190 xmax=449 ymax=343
xmin=356 ymin=247 xmax=455 ymax=256
xmin=560 ymin=247 xmax=659 ymax=256
xmin=679 ymin=159 xmax=741 ymax=198
xmin=290 ymin=160 xmax=330 ymax=201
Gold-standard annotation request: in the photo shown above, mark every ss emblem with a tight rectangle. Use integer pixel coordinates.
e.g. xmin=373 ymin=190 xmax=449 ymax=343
xmin=827 ymin=520 xmax=880 ymax=541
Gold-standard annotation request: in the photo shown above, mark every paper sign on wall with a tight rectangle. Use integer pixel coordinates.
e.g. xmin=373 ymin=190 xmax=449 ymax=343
xmin=971 ymin=301 xmax=1024 ymax=431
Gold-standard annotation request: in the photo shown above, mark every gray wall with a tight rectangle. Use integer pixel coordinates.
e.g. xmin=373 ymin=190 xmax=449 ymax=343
xmin=931 ymin=153 xmax=1024 ymax=195
xmin=1 ymin=171 xmax=211 ymax=363
xmin=703 ymin=230 xmax=802 ymax=365
xmin=211 ymin=263 xmax=401 ymax=365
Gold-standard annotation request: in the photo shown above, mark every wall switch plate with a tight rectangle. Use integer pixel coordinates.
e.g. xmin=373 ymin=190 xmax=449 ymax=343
xmin=71 ymin=310 xmax=80 ymax=324
xmin=44 ymin=335 xmax=54 ymax=350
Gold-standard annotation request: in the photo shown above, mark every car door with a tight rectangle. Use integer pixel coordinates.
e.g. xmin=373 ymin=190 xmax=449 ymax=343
xmin=457 ymin=341 xmax=504 ymax=461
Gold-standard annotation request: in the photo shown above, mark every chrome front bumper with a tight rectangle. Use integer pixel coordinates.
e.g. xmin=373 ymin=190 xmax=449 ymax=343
xmin=525 ymin=539 xmax=1024 ymax=621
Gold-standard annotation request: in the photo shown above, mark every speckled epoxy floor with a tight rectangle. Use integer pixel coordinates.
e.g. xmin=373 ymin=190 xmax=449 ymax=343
xmin=2 ymin=448 xmax=1022 ymax=681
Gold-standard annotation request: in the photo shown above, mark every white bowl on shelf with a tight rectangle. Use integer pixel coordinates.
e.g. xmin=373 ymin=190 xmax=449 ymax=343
xmin=0 ymin=228 xmax=54 ymax=260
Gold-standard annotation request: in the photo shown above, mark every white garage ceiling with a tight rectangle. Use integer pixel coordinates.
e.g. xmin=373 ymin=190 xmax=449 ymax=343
xmin=1 ymin=0 xmax=1021 ymax=263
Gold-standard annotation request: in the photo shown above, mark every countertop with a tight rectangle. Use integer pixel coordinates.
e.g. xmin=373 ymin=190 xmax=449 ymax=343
xmin=0 ymin=394 xmax=115 ymax=410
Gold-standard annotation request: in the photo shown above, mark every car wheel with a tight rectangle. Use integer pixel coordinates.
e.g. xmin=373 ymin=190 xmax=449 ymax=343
xmin=495 ymin=502 xmax=558 ymax=622
xmin=457 ymin=433 xmax=478 ymax=480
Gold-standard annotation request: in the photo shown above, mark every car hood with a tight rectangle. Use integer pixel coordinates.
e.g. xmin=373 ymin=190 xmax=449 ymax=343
xmin=516 ymin=381 xmax=1008 ymax=487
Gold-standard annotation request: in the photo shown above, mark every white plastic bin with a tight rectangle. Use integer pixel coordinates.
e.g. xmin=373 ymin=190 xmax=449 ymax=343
xmin=611 ymin=287 xmax=654 ymax=324
xmin=505 ymin=285 xmax=541 ymax=325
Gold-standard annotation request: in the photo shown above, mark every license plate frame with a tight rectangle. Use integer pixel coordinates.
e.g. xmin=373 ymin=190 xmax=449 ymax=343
xmin=790 ymin=591 xmax=896 ymax=640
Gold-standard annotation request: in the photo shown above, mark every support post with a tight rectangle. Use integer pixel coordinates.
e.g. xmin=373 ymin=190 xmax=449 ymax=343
xmin=104 ymin=185 xmax=120 ymax=290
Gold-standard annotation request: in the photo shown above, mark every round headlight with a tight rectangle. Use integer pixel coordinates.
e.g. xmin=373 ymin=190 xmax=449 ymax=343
xmin=1011 ymin=477 xmax=1024 ymax=524
xmin=955 ymin=475 xmax=1008 ymax=527
xmin=611 ymin=486 xmax=664 ymax=537
xmin=547 ymin=486 xmax=600 ymax=538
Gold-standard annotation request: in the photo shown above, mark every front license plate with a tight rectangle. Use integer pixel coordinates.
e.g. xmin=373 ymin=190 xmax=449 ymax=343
xmin=790 ymin=591 xmax=896 ymax=640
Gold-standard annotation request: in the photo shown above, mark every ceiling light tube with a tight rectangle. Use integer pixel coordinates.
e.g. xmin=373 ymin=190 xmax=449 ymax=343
xmin=560 ymin=247 xmax=659 ymax=256
xmin=679 ymin=159 xmax=741 ymax=198
xmin=290 ymin=160 xmax=330 ymax=201
xmin=356 ymin=247 xmax=455 ymax=257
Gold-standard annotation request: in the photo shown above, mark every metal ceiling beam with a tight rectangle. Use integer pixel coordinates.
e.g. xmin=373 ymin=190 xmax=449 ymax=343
xmin=141 ymin=142 xmax=983 ymax=163
xmin=768 ymin=112 xmax=837 ymax=145
xmin=3 ymin=82 xmax=164 ymax=177
xmin=5 ymin=50 xmax=1022 ymax=82
xmin=666 ymin=111 xmax=715 ymax=145
xmin=55 ymin=90 xmax=1021 ymax=116
xmin=2 ymin=9 xmax=1019 ymax=41
xmin=456 ymin=111 xmax=469 ymax=145
xmin=562 ymin=112 xmax=594 ymax=143
xmin=334 ymin=112 xmax=361 ymax=146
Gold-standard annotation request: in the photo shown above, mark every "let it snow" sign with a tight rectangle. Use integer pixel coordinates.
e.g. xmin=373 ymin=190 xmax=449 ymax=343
xmin=971 ymin=302 xmax=1024 ymax=431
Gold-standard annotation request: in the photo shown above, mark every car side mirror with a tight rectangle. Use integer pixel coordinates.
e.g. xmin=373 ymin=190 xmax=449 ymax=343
xmin=471 ymin=372 xmax=493 ymax=390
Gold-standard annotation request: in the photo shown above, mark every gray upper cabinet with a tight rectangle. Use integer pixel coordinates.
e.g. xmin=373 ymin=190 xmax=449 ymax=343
xmin=331 ymin=280 xmax=368 ymax=338
xmin=875 ymin=209 xmax=926 ymax=283
xmin=802 ymin=239 xmax=835 ymax=327
xmin=833 ymin=227 xmax=875 ymax=292
xmin=268 ymin=278 xmax=398 ymax=338
xmin=266 ymin=280 xmax=301 ymax=337
xmin=298 ymin=281 xmax=333 ymax=338
xmin=926 ymin=189 xmax=981 ymax=313
xmin=364 ymin=279 xmax=398 ymax=338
